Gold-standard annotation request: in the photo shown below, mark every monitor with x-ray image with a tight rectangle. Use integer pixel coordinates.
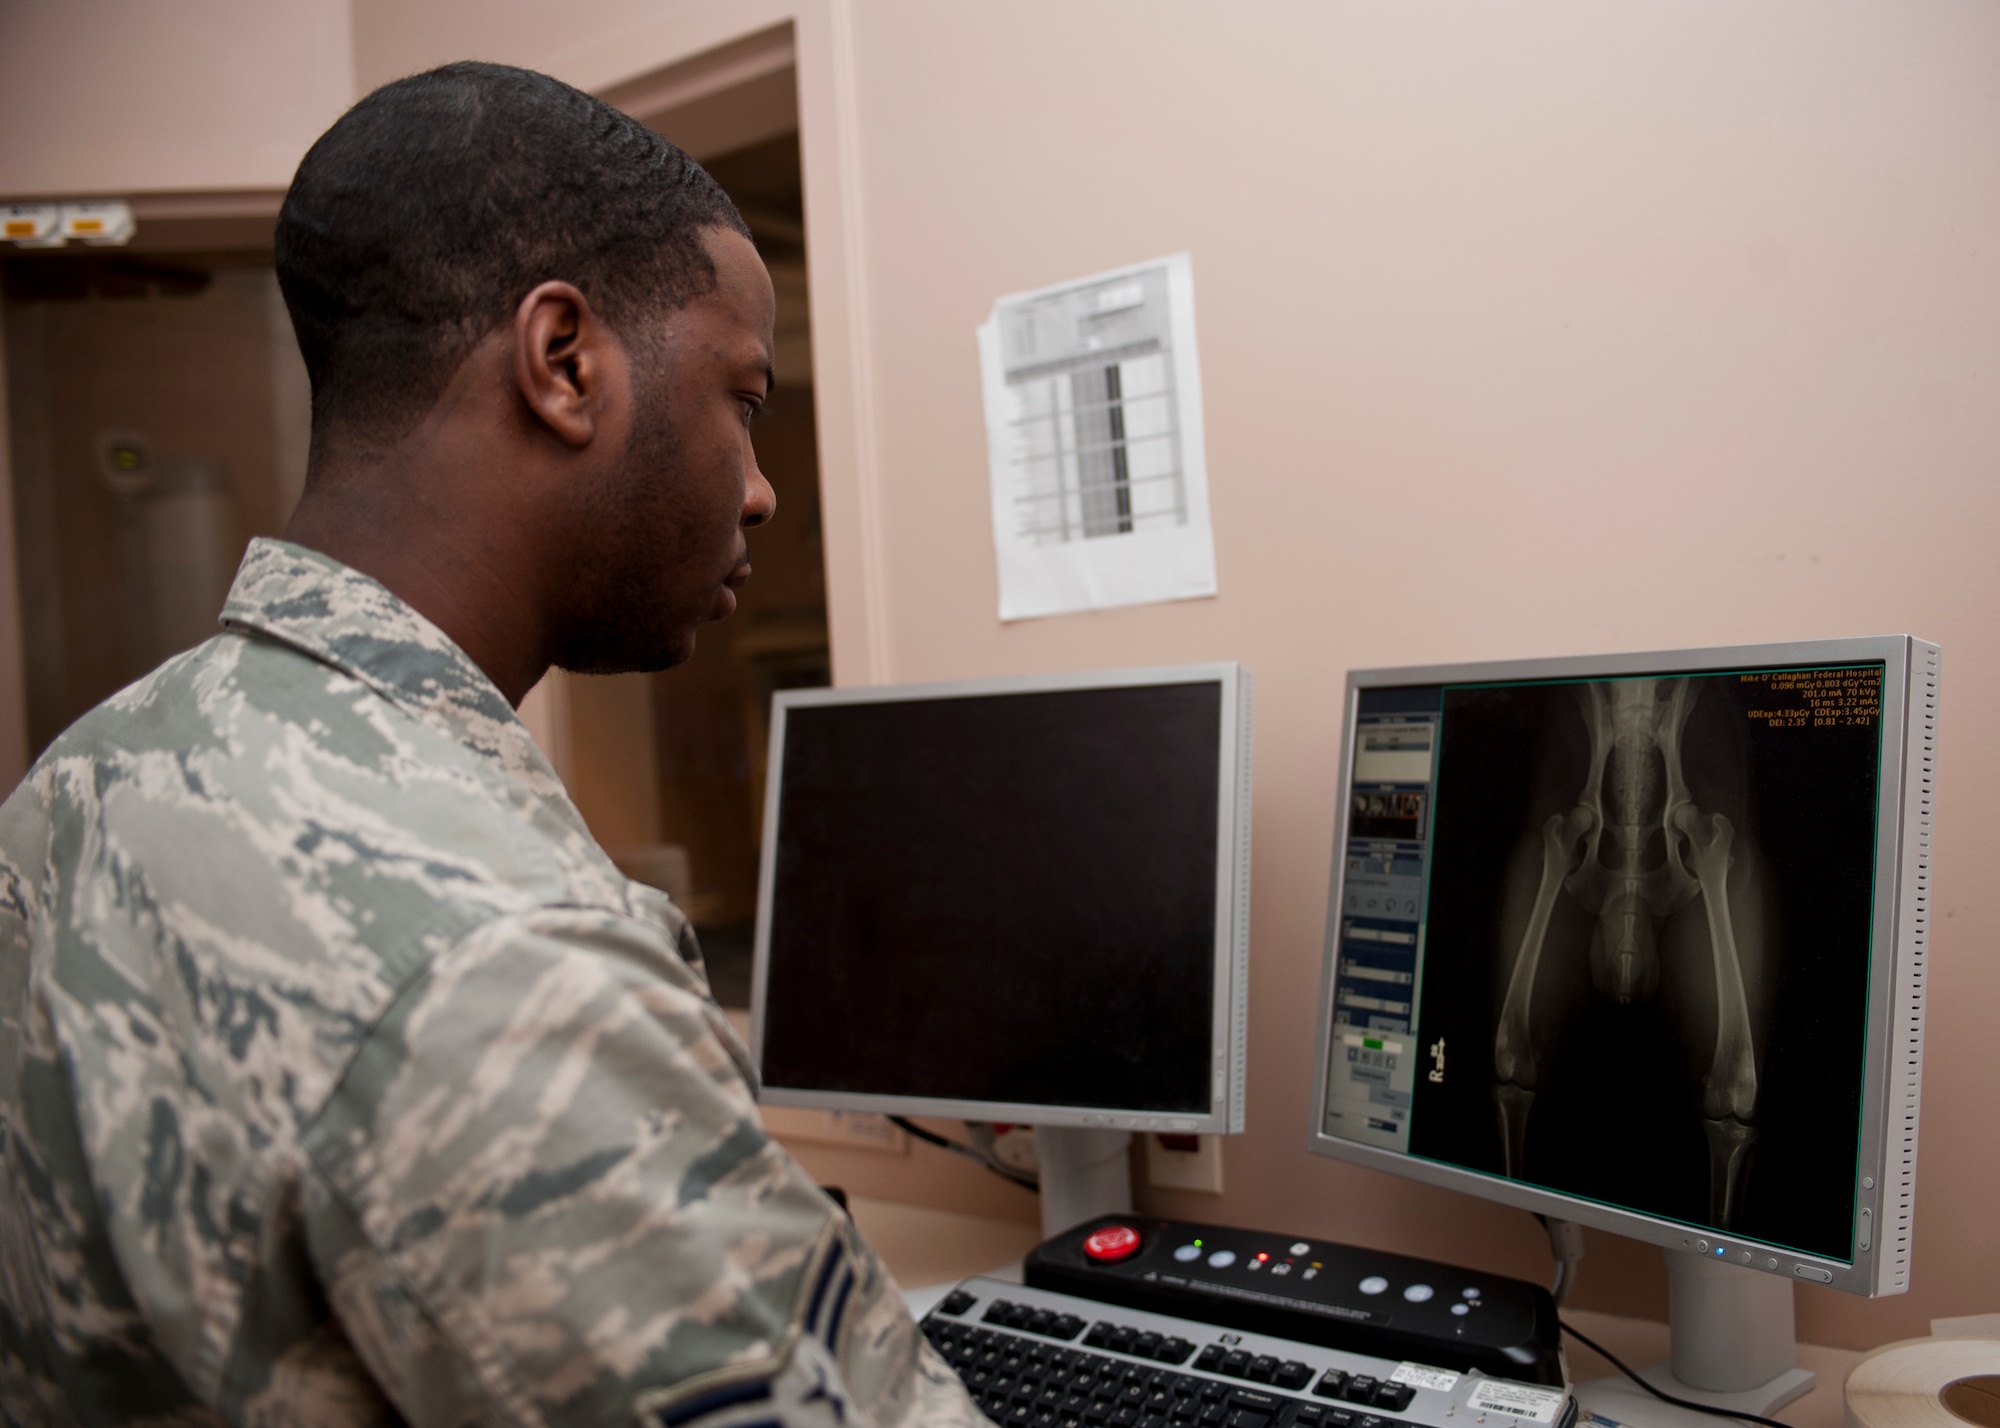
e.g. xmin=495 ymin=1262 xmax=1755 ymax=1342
xmin=1308 ymin=636 xmax=1936 ymax=1421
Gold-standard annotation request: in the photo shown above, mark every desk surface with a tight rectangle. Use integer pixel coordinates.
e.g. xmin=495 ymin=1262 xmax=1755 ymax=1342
xmin=849 ymin=1198 xmax=1864 ymax=1428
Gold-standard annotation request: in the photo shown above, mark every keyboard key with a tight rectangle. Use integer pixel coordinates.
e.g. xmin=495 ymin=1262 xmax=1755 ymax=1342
xmin=1246 ymin=1357 xmax=1278 ymax=1384
xmin=1371 ymin=1385 xmax=1416 ymax=1413
xmin=1224 ymin=1411 xmax=1271 ymax=1428
xmin=1342 ymin=1377 xmax=1379 ymax=1405
xmin=1029 ymin=1310 xmax=1059 ymax=1336
xmin=941 ymin=1290 xmax=978 ymax=1317
xmin=1111 ymin=1410 xmax=1140 ymax=1428
xmin=1274 ymin=1362 xmax=1312 ymax=1391
xmin=1199 ymin=1404 xmax=1227 ymax=1426
xmin=1160 ymin=1338 xmax=1197 ymax=1365
xmin=1221 ymin=1352 xmax=1251 ymax=1378
xmin=1086 ymin=1324 xmax=1118 ymax=1348
xmin=1358 ymin=1417 xmax=1387 ymax=1428
xmin=1135 ymin=1332 xmax=1165 ymax=1358
xmin=1194 ymin=1346 xmax=1226 ymax=1372
xmin=1322 ymin=1413 xmax=1356 ymax=1428
xmin=1053 ymin=1315 xmax=1088 ymax=1341
xmin=1226 ymin=1391 xmax=1282 ymax=1412
xmin=1293 ymin=1409 xmax=1324 ymax=1425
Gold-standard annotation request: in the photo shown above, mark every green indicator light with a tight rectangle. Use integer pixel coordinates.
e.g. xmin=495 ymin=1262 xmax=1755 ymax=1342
xmin=1364 ymin=1038 xmax=1383 ymax=1050
xmin=1194 ymin=1239 xmax=1203 ymax=1247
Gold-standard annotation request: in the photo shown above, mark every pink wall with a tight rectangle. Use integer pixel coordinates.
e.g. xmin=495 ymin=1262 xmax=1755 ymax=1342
xmin=7 ymin=0 xmax=1995 ymax=1354
xmin=0 ymin=0 xmax=353 ymax=197
xmin=822 ymin=1 xmax=2000 ymax=1350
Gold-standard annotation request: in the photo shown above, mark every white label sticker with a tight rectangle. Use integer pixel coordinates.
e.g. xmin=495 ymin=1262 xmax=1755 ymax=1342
xmin=1466 ymin=1380 xmax=1568 ymax=1423
xmin=1391 ymin=1364 xmax=1460 ymax=1392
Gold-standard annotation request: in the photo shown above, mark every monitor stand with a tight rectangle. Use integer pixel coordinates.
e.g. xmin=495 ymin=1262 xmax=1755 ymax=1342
xmin=1036 ymin=1127 xmax=1134 ymax=1239
xmin=1574 ymin=1249 xmax=1816 ymax=1428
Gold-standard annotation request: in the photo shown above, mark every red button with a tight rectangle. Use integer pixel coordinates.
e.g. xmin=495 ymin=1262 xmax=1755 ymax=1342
xmin=1083 ymin=1224 xmax=1142 ymax=1263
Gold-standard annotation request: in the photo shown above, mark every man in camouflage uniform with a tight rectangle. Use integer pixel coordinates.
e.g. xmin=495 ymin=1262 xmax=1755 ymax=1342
xmin=0 ymin=62 xmax=988 ymax=1428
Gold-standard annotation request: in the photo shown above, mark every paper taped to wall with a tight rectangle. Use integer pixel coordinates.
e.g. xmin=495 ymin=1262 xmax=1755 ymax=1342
xmin=977 ymin=253 xmax=1218 ymax=622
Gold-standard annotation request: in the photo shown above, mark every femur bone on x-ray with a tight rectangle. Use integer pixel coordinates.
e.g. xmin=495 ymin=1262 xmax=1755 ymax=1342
xmin=1491 ymin=678 xmax=1772 ymax=1227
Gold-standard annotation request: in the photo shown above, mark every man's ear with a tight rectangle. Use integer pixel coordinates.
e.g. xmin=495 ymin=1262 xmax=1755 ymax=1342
xmin=512 ymin=280 xmax=618 ymax=448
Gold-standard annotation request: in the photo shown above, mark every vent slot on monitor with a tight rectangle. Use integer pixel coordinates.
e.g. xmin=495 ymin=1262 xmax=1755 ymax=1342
xmin=1885 ymin=641 xmax=1938 ymax=1292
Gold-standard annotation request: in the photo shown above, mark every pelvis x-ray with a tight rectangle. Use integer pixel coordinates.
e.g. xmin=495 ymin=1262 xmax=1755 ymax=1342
xmin=1488 ymin=678 xmax=1775 ymax=1229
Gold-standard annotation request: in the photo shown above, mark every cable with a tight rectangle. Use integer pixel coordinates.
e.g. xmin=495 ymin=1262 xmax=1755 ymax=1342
xmin=1537 ymin=1215 xmax=1586 ymax=1307
xmin=888 ymin=1116 xmax=1039 ymax=1190
xmin=1557 ymin=1319 xmax=1791 ymax=1428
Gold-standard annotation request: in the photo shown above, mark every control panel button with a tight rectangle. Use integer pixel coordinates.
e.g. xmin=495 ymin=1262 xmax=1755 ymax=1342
xmin=1290 ymin=1242 xmax=1312 ymax=1255
xmin=1358 ymin=1276 xmax=1389 ymax=1295
xmin=1208 ymin=1250 xmax=1238 ymax=1269
xmin=1461 ymin=1287 xmax=1480 ymax=1299
xmin=1085 ymin=1225 xmax=1143 ymax=1263
xmin=1403 ymin=1283 xmax=1433 ymax=1302
xmin=1450 ymin=1303 xmax=1471 ymax=1317
xmin=1794 ymin=1264 xmax=1834 ymax=1283
xmin=1174 ymin=1243 xmax=1203 ymax=1262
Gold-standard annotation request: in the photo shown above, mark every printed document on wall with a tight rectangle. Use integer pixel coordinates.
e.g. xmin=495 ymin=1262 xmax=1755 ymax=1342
xmin=978 ymin=253 xmax=1217 ymax=622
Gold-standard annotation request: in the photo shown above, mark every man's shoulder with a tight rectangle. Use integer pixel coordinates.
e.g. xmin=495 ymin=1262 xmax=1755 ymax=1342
xmin=3 ymin=628 xmax=646 ymax=1049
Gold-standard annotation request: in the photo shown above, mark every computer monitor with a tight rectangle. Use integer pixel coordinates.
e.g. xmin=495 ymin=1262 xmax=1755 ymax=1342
xmin=1308 ymin=638 xmax=1936 ymax=1414
xmin=750 ymin=663 xmax=1252 ymax=1232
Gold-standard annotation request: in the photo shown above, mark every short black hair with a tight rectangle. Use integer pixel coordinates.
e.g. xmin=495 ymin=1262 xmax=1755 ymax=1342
xmin=275 ymin=61 xmax=750 ymax=450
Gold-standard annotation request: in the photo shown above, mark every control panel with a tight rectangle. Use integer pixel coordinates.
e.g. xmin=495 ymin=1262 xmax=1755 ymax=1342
xmin=1024 ymin=1216 xmax=1561 ymax=1386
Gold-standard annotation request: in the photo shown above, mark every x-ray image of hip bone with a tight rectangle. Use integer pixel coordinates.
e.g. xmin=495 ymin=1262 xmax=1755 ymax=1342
xmin=1491 ymin=677 xmax=1774 ymax=1228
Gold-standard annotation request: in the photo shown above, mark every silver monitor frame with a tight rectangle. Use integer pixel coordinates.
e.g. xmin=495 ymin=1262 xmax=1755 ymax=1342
xmin=750 ymin=661 xmax=1253 ymax=1134
xmin=1306 ymin=636 xmax=1937 ymax=1296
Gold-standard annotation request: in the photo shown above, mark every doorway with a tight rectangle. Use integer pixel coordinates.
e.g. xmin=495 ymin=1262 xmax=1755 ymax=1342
xmin=531 ymin=90 xmax=832 ymax=1009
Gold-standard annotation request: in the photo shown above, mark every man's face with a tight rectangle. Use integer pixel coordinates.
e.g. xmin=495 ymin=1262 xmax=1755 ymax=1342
xmin=557 ymin=226 xmax=778 ymax=674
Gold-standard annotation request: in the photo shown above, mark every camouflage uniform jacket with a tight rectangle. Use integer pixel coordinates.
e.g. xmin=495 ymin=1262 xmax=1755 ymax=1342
xmin=0 ymin=538 xmax=986 ymax=1428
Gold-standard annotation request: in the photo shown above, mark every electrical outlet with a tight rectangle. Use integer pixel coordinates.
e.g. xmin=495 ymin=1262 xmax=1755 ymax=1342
xmin=1145 ymin=1133 xmax=1224 ymax=1194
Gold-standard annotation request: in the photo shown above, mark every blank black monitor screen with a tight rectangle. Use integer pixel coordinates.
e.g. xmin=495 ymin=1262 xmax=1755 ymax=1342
xmin=759 ymin=681 xmax=1222 ymax=1114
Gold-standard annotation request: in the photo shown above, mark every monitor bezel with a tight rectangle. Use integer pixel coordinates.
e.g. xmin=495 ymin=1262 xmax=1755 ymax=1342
xmin=749 ymin=661 xmax=1252 ymax=1134
xmin=1305 ymin=635 xmax=1932 ymax=1297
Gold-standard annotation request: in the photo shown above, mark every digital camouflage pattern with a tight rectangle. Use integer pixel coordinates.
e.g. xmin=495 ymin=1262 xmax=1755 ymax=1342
xmin=0 ymin=538 xmax=986 ymax=1428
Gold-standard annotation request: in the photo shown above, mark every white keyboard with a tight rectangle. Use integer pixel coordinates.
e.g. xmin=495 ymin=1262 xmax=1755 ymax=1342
xmin=920 ymin=1277 xmax=1577 ymax=1428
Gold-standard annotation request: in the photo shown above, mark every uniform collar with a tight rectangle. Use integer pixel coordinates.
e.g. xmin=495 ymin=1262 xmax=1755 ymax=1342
xmin=219 ymin=537 xmax=556 ymax=784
